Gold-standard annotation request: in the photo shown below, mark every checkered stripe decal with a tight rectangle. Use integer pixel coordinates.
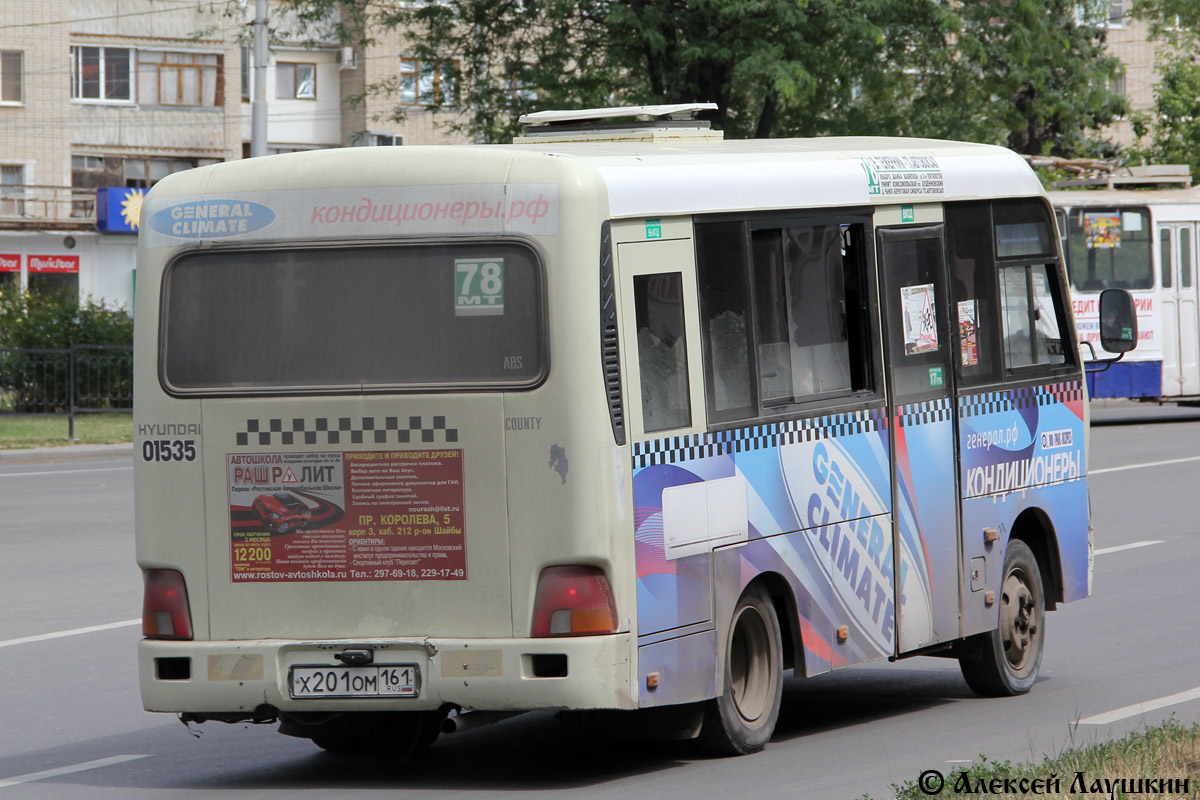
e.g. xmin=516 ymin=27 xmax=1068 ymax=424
xmin=632 ymin=408 xmax=886 ymax=469
xmin=235 ymin=416 xmax=458 ymax=446
xmin=895 ymin=397 xmax=953 ymax=428
xmin=958 ymin=380 xmax=1083 ymax=419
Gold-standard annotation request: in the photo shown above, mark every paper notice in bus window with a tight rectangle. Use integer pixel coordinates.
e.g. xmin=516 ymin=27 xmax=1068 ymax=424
xmin=1084 ymin=213 xmax=1122 ymax=249
xmin=227 ymin=450 xmax=466 ymax=582
xmin=901 ymin=283 xmax=939 ymax=355
xmin=958 ymin=299 xmax=979 ymax=367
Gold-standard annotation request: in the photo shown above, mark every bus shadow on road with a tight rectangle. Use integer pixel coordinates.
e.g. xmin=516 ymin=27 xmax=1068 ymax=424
xmin=772 ymin=664 xmax=983 ymax=742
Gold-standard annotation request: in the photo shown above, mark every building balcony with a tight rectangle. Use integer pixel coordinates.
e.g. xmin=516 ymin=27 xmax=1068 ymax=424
xmin=0 ymin=186 xmax=98 ymax=231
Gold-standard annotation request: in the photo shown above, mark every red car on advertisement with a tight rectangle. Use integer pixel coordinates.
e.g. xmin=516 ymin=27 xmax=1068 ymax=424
xmin=251 ymin=492 xmax=312 ymax=534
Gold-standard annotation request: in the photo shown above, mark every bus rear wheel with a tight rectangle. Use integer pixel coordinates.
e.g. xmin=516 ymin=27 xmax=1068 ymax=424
xmin=697 ymin=585 xmax=783 ymax=756
xmin=959 ymin=539 xmax=1045 ymax=696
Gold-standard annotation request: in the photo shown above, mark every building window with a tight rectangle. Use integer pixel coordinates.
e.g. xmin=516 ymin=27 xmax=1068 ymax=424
xmin=1 ymin=165 xmax=24 ymax=215
xmin=137 ymin=51 xmax=222 ymax=107
xmin=276 ymin=62 xmax=316 ymax=100
xmin=123 ymin=157 xmax=200 ymax=189
xmin=399 ymin=58 xmax=458 ymax=106
xmin=71 ymin=46 xmax=131 ymax=101
xmin=1111 ymin=68 xmax=1126 ymax=98
xmin=241 ymin=46 xmax=250 ymax=101
xmin=366 ymin=131 xmax=403 ymax=146
xmin=1107 ymin=0 xmax=1125 ymax=25
xmin=1 ymin=50 xmax=22 ymax=103
xmin=506 ymin=61 xmax=537 ymax=103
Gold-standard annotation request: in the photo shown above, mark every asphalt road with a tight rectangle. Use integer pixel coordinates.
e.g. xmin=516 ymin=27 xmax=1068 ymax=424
xmin=1 ymin=406 xmax=1198 ymax=799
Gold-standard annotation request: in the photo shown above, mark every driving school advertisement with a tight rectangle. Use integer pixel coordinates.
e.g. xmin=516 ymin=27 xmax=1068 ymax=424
xmin=227 ymin=450 xmax=465 ymax=582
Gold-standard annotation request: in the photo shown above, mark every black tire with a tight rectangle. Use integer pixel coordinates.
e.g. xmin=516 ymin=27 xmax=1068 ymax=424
xmin=959 ymin=539 xmax=1045 ymax=696
xmin=697 ymin=585 xmax=783 ymax=756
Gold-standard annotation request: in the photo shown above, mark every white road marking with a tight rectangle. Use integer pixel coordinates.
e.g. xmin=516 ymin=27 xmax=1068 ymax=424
xmin=0 ymin=466 xmax=133 ymax=478
xmin=1079 ymin=686 xmax=1200 ymax=725
xmin=1091 ymin=455 xmax=1200 ymax=475
xmin=1094 ymin=540 xmax=1164 ymax=556
xmin=0 ymin=755 xmax=150 ymax=789
xmin=0 ymin=619 xmax=140 ymax=649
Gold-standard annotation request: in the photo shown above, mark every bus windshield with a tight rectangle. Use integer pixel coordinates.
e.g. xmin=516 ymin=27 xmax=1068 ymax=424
xmin=1062 ymin=206 xmax=1152 ymax=292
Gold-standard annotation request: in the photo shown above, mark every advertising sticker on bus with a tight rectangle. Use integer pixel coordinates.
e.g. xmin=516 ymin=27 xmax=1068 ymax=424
xmin=1084 ymin=213 xmax=1122 ymax=249
xmin=901 ymin=283 xmax=939 ymax=354
xmin=227 ymin=450 xmax=466 ymax=582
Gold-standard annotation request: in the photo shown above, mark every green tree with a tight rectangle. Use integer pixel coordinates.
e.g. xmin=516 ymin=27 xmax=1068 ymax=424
xmin=279 ymin=0 xmax=1127 ymax=155
xmin=0 ymin=288 xmax=132 ymax=350
xmin=1128 ymin=54 xmax=1200 ymax=178
xmin=1127 ymin=0 xmax=1200 ymax=177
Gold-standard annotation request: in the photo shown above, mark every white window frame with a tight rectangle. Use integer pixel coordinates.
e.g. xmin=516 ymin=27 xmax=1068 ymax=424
xmin=71 ymin=45 xmax=134 ymax=104
xmin=0 ymin=50 xmax=23 ymax=105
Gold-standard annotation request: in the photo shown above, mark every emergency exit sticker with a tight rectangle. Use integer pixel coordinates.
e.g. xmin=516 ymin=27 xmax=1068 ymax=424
xmin=455 ymin=258 xmax=504 ymax=316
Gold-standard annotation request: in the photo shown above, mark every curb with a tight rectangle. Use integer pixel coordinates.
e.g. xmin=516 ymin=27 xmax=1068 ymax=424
xmin=0 ymin=443 xmax=134 ymax=464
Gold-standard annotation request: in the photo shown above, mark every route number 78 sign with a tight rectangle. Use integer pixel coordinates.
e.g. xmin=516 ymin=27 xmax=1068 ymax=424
xmin=455 ymin=258 xmax=505 ymax=316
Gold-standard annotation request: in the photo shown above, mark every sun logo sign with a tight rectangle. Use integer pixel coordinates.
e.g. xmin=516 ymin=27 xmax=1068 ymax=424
xmin=121 ymin=189 xmax=145 ymax=231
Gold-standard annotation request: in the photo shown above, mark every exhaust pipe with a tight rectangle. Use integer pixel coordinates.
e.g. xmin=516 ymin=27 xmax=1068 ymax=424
xmin=441 ymin=710 xmax=524 ymax=735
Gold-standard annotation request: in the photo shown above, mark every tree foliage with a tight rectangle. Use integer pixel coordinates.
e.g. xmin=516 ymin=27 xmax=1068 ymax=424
xmin=1127 ymin=0 xmax=1200 ymax=177
xmin=279 ymin=0 xmax=1127 ymax=154
xmin=0 ymin=288 xmax=133 ymax=350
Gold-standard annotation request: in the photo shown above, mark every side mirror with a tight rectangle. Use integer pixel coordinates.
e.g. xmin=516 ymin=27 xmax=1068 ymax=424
xmin=1099 ymin=288 xmax=1137 ymax=354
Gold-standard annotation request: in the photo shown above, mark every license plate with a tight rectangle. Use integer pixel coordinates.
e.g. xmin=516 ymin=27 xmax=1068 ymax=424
xmin=289 ymin=664 xmax=419 ymax=698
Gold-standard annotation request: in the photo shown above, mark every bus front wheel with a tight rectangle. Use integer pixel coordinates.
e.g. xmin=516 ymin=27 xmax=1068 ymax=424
xmin=697 ymin=585 xmax=783 ymax=756
xmin=959 ymin=539 xmax=1045 ymax=696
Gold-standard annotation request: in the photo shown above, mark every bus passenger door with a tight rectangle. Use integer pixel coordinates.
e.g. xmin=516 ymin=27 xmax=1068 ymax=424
xmin=616 ymin=234 xmax=713 ymax=638
xmin=1158 ymin=223 xmax=1199 ymax=396
xmin=877 ymin=225 xmax=962 ymax=653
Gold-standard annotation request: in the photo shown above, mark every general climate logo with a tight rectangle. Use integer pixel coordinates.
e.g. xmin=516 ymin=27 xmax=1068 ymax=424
xmin=150 ymin=199 xmax=275 ymax=239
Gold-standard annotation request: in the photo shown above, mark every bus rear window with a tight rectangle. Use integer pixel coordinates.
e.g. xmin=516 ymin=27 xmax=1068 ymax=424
xmin=161 ymin=242 xmax=545 ymax=393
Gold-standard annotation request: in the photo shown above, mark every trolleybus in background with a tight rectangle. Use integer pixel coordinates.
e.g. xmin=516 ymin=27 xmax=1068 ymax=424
xmin=136 ymin=105 xmax=1135 ymax=758
xmin=1048 ymin=178 xmax=1199 ymax=400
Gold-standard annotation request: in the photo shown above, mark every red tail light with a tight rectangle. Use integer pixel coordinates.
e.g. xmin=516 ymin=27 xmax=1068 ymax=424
xmin=532 ymin=565 xmax=618 ymax=637
xmin=142 ymin=569 xmax=193 ymax=640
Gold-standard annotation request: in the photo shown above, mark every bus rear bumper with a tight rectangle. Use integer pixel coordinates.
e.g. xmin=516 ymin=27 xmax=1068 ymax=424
xmin=139 ymin=634 xmax=635 ymax=715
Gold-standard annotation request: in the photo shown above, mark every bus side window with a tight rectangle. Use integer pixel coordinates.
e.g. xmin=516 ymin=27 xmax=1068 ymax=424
xmin=946 ymin=202 xmax=1001 ymax=385
xmin=634 ymin=272 xmax=692 ymax=433
xmin=695 ymin=221 xmax=757 ymax=423
xmin=993 ymin=200 xmax=1071 ymax=372
xmin=999 ymin=264 xmax=1068 ymax=369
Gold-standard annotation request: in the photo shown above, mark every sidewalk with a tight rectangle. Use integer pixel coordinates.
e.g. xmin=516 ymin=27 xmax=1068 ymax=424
xmin=0 ymin=442 xmax=134 ymax=465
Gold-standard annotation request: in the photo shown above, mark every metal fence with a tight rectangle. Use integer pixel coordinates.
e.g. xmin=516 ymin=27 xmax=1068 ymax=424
xmin=0 ymin=345 xmax=133 ymax=438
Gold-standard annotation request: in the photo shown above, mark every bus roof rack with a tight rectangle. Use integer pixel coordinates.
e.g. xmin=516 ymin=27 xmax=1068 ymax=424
xmin=1024 ymin=156 xmax=1193 ymax=189
xmin=514 ymin=103 xmax=723 ymax=144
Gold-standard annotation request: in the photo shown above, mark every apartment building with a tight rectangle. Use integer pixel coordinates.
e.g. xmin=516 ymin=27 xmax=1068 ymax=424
xmin=0 ymin=0 xmax=466 ymax=314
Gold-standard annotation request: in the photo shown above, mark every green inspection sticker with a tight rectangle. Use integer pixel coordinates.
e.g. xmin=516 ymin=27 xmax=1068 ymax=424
xmin=929 ymin=365 xmax=944 ymax=387
xmin=454 ymin=258 xmax=504 ymax=316
xmin=645 ymin=218 xmax=662 ymax=239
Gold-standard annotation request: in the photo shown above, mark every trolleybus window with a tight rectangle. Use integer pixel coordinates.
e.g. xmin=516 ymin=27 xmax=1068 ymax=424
xmin=161 ymin=241 xmax=545 ymax=393
xmin=1064 ymin=207 xmax=1152 ymax=291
